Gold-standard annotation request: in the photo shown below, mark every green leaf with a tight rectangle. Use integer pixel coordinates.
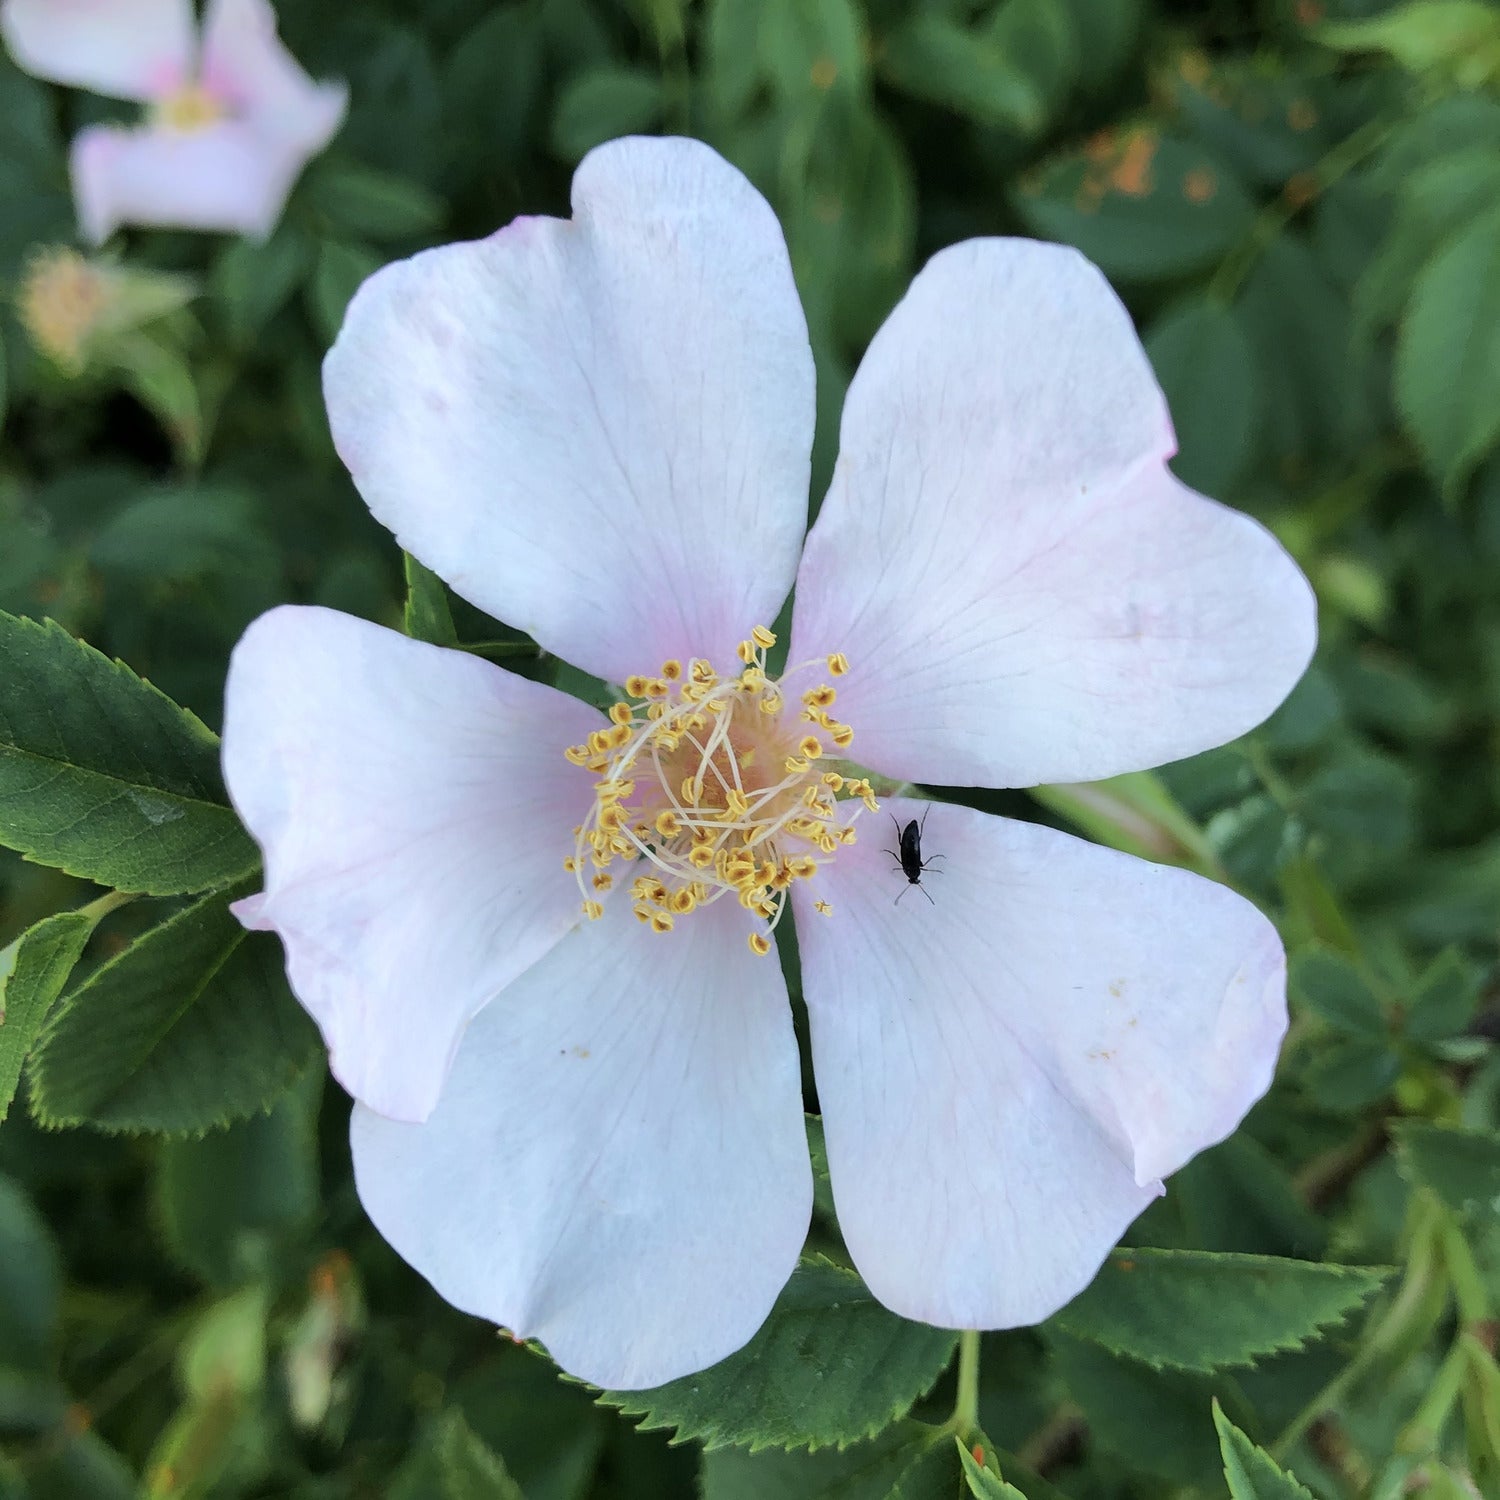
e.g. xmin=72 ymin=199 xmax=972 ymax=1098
xmin=700 ymin=1421 xmax=954 ymax=1500
xmin=1050 ymin=1248 xmax=1388 ymax=1371
xmin=1404 ymin=948 xmax=1483 ymax=1042
xmin=211 ymin=225 xmax=311 ymax=343
xmin=0 ymin=1174 xmax=60 ymax=1372
xmin=878 ymin=13 xmax=1044 ymax=132
xmin=179 ymin=1284 xmax=269 ymax=1401
xmin=956 ymin=1440 xmax=1028 ymax=1499
xmin=90 ymin=486 xmax=280 ymax=585
xmin=30 ymin=889 xmax=319 ymax=1135
xmin=156 ymin=1073 xmax=321 ymax=1285
xmin=403 ymin=551 xmax=457 ymax=646
xmin=600 ymin=1257 xmax=958 ymax=1451
xmin=1395 ymin=201 xmax=1500 ymax=499
xmin=1213 ymin=1401 xmax=1316 ymax=1499
xmin=308 ymin=240 xmax=383 ymax=347
xmin=1316 ymin=1 xmax=1500 ymax=87
xmin=1145 ymin=296 xmax=1257 ymax=497
xmin=107 ymin=332 xmax=204 ymax=467
xmin=549 ymin=65 xmax=663 ymax=162
xmin=759 ymin=0 xmax=868 ymax=100
xmin=1014 ymin=130 xmax=1254 ymax=281
xmin=1393 ymin=1121 xmax=1500 ymax=1225
xmin=0 ymin=909 xmax=94 ymax=1122
xmin=1289 ymin=948 xmax=1386 ymax=1039
xmin=307 ymin=159 xmax=446 ymax=242
xmin=0 ymin=609 xmax=259 ymax=895
xmin=390 ymin=1409 xmax=524 ymax=1500
xmin=1299 ymin=1036 xmax=1401 ymax=1112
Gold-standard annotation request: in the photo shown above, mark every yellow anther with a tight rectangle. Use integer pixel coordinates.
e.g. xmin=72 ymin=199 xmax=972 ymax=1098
xmin=759 ymin=693 xmax=783 ymax=716
xmin=736 ymin=639 xmax=756 ymax=664
xmin=644 ymin=679 xmax=670 ymax=700
xmin=634 ymin=907 xmax=653 ymax=923
xmin=830 ymin=722 xmax=855 ymax=749
xmin=661 ymin=659 xmax=682 ymax=681
xmin=688 ymin=843 xmax=716 ymax=868
xmin=814 ymin=899 xmax=832 ymax=915
xmin=822 ymin=772 xmax=845 ymax=791
xmin=563 ymin=855 xmax=578 ymax=873
xmin=827 ymin=652 xmax=850 ymax=676
xmin=681 ymin=777 xmax=701 ymax=806
xmin=751 ymin=625 xmax=777 ymax=649
xmin=784 ymin=756 xmax=810 ymax=775
xmin=724 ymin=789 xmax=751 ymax=820
xmin=741 ymin=666 xmax=766 ymax=691
xmin=609 ymin=702 xmax=633 ymax=726
xmin=789 ymin=856 xmax=819 ymax=879
xmin=803 ymin=685 xmax=837 ymax=709
xmin=669 ymin=888 xmax=697 ymax=915
xmin=582 ymin=901 xmax=604 ymax=920
xmin=690 ymin=659 xmax=716 ymax=685
xmin=798 ymin=736 xmax=824 ymax=760
xmin=655 ymin=809 xmax=683 ymax=838
xmin=592 ymin=873 xmax=613 ymax=891
xmin=624 ymin=675 xmax=651 ymax=698
xmin=748 ymin=931 xmax=772 ymax=956
xmin=650 ymin=911 xmax=674 ymax=934
xmin=564 ymin=745 xmax=591 ymax=765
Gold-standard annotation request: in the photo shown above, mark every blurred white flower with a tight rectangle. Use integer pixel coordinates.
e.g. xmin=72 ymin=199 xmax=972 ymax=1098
xmin=1 ymin=0 xmax=346 ymax=241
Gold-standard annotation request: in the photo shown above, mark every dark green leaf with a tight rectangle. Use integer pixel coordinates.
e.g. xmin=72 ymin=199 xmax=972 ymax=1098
xmin=1405 ymin=949 xmax=1483 ymax=1042
xmin=90 ymin=486 xmax=280 ymax=585
xmin=600 ymin=1258 xmax=958 ymax=1451
xmin=211 ymin=226 xmax=312 ymax=343
xmin=0 ymin=1174 xmax=59 ymax=1372
xmin=308 ymin=240 xmax=383 ymax=347
xmin=1301 ymin=1036 xmax=1401 ymax=1112
xmin=1051 ymin=1248 xmax=1387 ymax=1371
xmin=1393 ymin=1121 xmax=1500 ymax=1224
xmin=390 ymin=1409 xmax=525 ymax=1500
xmin=30 ymin=889 xmax=319 ymax=1135
xmin=759 ymin=0 xmax=868 ymax=101
xmin=1213 ymin=1401 xmax=1316 ymax=1499
xmin=308 ymin=159 xmax=446 ymax=241
xmin=549 ymin=65 xmax=664 ymax=162
xmin=878 ymin=13 xmax=1044 ymax=132
xmin=1015 ymin=131 xmax=1254 ymax=280
xmin=700 ymin=1422 xmax=952 ymax=1500
xmin=1289 ymin=948 xmax=1386 ymax=1039
xmin=0 ymin=610 xmax=258 ymax=895
xmin=0 ymin=909 xmax=94 ymax=1123
xmin=1146 ymin=296 xmax=1257 ymax=496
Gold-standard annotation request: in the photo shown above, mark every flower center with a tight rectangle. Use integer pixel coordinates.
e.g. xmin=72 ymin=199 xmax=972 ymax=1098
xmin=151 ymin=83 xmax=227 ymax=133
xmin=18 ymin=249 xmax=110 ymax=372
xmin=563 ymin=627 xmax=878 ymax=955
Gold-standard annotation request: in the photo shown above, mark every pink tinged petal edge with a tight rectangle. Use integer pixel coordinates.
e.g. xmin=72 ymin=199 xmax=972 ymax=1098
xmin=0 ymin=0 xmax=192 ymax=102
xmin=199 ymin=0 xmax=347 ymax=155
xmin=794 ymin=797 xmax=1286 ymax=1330
xmin=221 ymin=605 xmax=608 ymax=1123
xmin=71 ymin=120 xmax=311 ymax=243
xmin=790 ymin=239 xmax=1317 ymax=789
xmin=323 ymin=135 xmax=815 ymax=685
xmin=350 ymin=898 xmax=812 ymax=1390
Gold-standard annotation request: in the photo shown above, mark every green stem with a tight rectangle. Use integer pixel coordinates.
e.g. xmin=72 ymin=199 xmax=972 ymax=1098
xmin=951 ymin=1329 xmax=982 ymax=1439
xmin=455 ymin=639 xmax=541 ymax=661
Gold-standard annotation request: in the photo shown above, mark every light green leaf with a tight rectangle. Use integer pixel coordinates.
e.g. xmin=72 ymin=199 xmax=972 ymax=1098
xmin=759 ymin=0 xmax=868 ymax=100
xmin=403 ymin=551 xmax=457 ymax=646
xmin=1316 ymin=1 xmax=1500 ymax=87
xmin=179 ymin=1284 xmax=269 ymax=1401
xmin=549 ymin=65 xmax=663 ymax=162
xmin=1050 ymin=1248 xmax=1388 ymax=1371
xmin=0 ymin=609 xmax=259 ymax=895
xmin=389 ymin=1409 xmax=524 ymax=1500
xmin=1145 ymin=297 xmax=1257 ymax=497
xmin=30 ymin=889 xmax=319 ymax=1135
xmin=1393 ymin=1121 xmax=1500 ymax=1225
xmin=956 ymin=1440 xmax=1028 ymax=1498
xmin=1213 ymin=1401 xmax=1317 ymax=1499
xmin=600 ymin=1257 xmax=958 ymax=1451
xmin=107 ymin=332 xmax=203 ymax=466
xmin=1395 ymin=202 xmax=1500 ymax=499
xmin=0 ymin=909 xmax=93 ymax=1122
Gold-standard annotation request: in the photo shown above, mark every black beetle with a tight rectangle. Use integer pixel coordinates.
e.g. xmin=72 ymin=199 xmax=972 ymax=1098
xmin=886 ymin=807 xmax=944 ymax=905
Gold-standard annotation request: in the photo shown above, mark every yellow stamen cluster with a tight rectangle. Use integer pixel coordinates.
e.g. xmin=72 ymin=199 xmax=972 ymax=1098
xmin=152 ymin=83 xmax=228 ymax=133
xmin=17 ymin=249 xmax=110 ymax=373
xmin=563 ymin=629 xmax=875 ymax=952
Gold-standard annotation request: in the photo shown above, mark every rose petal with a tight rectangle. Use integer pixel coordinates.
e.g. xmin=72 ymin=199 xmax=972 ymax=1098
xmin=351 ymin=897 xmax=811 ymax=1389
xmin=199 ymin=0 xmax=346 ymax=155
xmin=323 ymin=135 xmax=814 ymax=684
xmin=0 ymin=0 xmax=192 ymax=101
xmin=71 ymin=119 xmax=310 ymax=242
xmin=791 ymin=239 xmax=1316 ymax=787
xmin=221 ymin=605 xmax=606 ymax=1123
xmin=795 ymin=797 xmax=1286 ymax=1328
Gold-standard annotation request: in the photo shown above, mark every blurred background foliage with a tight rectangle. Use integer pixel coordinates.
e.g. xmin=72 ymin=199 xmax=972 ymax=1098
xmin=2 ymin=0 xmax=1500 ymax=1496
